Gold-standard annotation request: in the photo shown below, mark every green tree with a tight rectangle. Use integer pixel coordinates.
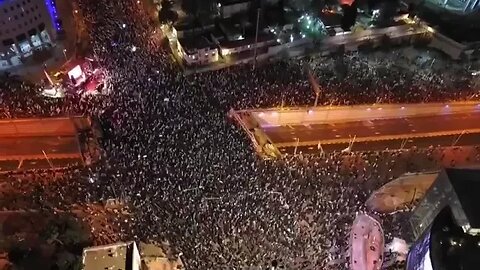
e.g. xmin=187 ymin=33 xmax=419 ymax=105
xmin=181 ymin=0 xmax=197 ymax=15
xmin=8 ymin=245 xmax=28 ymax=265
xmin=159 ymin=9 xmax=179 ymax=24
xmin=286 ymin=0 xmax=312 ymax=11
xmin=159 ymin=0 xmax=178 ymax=24
xmin=182 ymin=0 xmax=215 ymax=17
xmin=55 ymin=251 xmax=83 ymax=270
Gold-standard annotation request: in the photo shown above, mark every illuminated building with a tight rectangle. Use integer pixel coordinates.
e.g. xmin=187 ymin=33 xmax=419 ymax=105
xmin=0 ymin=0 xmax=61 ymax=70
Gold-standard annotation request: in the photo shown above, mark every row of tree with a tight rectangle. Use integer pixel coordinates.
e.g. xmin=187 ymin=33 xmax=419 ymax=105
xmin=7 ymin=215 xmax=91 ymax=270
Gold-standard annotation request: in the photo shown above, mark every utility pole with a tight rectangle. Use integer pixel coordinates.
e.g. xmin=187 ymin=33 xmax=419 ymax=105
xmin=252 ymin=8 xmax=261 ymax=70
xmin=400 ymin=138 xmax=408 ymax=150
xmin=308 ymin=68 xmax=321 ymax=106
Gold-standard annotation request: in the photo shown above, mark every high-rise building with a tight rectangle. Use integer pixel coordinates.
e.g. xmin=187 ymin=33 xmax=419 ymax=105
xmin=0 ymin=0 xmax=61 ymax=70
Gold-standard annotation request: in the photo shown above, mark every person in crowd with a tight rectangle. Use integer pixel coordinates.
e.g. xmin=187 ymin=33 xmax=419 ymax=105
xmin=0 ymin=0 xmax=477 ymax=269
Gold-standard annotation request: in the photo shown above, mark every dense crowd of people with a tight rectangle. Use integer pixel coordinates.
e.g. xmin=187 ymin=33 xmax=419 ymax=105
xmin=1 ymin=0 xmax=480 ymax=269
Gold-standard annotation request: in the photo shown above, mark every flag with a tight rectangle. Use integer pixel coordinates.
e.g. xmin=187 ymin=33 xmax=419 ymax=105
xmin=308 ymin=69 xmax=321 ymax=96
xmin=44 ymin=69 xmax=53 ymax=86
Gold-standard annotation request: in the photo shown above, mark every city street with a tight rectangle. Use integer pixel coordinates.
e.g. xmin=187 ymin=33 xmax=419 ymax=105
xmin=249 ymin=102 xmax=480 ymax=126
xmin=278 ymin=133 xmax=480 ymax=154
xmin=265 ymin=112 xmax=480 ymax=147
xmin=234 ymin=103 xmax=480 ymax=154
xmin=0 ymin=118 xmax=91 ymax=171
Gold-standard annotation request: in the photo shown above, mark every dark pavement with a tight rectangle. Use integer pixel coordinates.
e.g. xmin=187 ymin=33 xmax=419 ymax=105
xmin=264 ymin=112 xmax=480 ymax=145
xmin=0 ymin=136 xmax=81 ymax=159
xmin=279 ymin=133 xmax=480 ymax=154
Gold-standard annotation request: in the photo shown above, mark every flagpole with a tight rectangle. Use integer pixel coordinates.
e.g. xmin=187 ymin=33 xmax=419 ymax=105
xmin=42 ymin=150 xmax=54 ymax=169
xmin=294 ymin=138 xmax=299 ymax=156
xmin=252 ymin=8 xmax=261 ymax=70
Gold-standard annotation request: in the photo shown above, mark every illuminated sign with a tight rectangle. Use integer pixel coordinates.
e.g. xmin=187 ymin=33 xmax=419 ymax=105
xmin=44 ymin=0 xmax=61 ymax=31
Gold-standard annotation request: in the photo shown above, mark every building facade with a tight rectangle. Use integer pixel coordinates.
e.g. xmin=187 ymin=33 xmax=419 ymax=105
xmin=82 ymin=242 xmax=142 ymax=270
xmin=0 ymin=0 xmax=60 ymax=70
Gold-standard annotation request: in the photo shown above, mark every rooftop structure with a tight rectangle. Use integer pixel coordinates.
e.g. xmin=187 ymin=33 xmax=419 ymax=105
xmin=82 ymin=241 xmax=141 ymax=270
xmin=407 ymin=168 xmax=480 ymax=270
xmin=410 ymin=168 xmax=480 ymax=238
xmin=408 ymin=192 xmax=480 ymax=270
xmin=168 ymin=2 xmax=311 ymax=67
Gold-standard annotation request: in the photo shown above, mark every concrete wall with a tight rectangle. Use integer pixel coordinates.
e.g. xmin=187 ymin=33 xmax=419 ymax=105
xmin=248 ymin=102 xmax=480 ymax=127
xmin=430 ymin=32 xmax=466 ymax=60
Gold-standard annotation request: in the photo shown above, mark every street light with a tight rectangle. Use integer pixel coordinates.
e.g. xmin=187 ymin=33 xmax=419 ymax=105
xmin=62 ymin=48 xmax=67 ymax=60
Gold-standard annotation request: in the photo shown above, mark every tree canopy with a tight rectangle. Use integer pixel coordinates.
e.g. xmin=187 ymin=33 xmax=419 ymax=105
xmin=159 ymin=0 xmax=178 ymax=24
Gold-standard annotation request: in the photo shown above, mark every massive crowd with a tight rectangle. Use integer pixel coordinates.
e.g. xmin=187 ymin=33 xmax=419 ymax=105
xmin=1 ymin=0 xmax=480 ymax=269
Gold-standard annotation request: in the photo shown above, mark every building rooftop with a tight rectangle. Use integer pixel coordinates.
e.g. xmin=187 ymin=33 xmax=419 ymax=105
xmin=220 ymin=32 xmax=276 ymax=48
xmin=218 ymin=21 xmax=243 ymax=41
xmin=445 ymin=168 xmax=480 ymax=229
xmin=218 ymin=0 xmax=250 ymax=6
xmin=410 ymin=168 xmax=480 ymax=238
xmin=82 ymin=242 xmax=136 ymax=270
xmin=179 ymin=35 xmax=216 ymax=53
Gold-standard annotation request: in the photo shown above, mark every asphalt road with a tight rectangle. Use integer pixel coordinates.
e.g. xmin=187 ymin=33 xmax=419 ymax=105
xmin=0 ymin=118 xmax=77 ymax=137
xmin=0 ymin=158 xmax=83 ymax=172
xmin=250 ymin=102 xmax=480 ymax=127
xmin=278 ymin=133 xmax=480 ymax=154
xmin=0 ymin=136 xmax=81 ymax=159
xmin=264 ymin=112 xmax=480 ymax=146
